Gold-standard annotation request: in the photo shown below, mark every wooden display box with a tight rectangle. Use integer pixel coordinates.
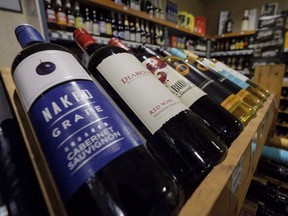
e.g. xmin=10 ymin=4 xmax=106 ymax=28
xmin=0 ymin=67 xmax=275 ymax=216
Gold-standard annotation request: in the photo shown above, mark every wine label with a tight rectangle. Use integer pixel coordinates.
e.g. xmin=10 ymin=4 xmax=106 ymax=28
xmin=236 ymin=89 xmax=250 ymax=100
xmin=13 ymin=50 xmax=143 ymax=202
xmin=106 ymin=23 xmax=112 ymax=35
xmin=202 ymin=59 xmax=249 ymax=89
xmin=220 ymin=94 xmax=240 ymax=110
xmin=99 ymin=21 xmax=106 ymax=34
xmin=56 ymin=12 xmax=66 ymax=25
xmin=215 ymin=61 xmax=249 ymax=82
xmin=92 ymin=23 xmax=100 ymax=35
xmin=96 ymin=53 xmax=188 ymax=134
xmin=66 ymin=14 xmax=75 ymax=27
xmin=84 ymin=21 xmax=93 ymax=34
xmin=46 ymin=9 xmax=56 ymax=23
xmin=141 ymin=56 xmax=206 ymax=107
xmin=75 ymin=17 xmax=84 ymax=28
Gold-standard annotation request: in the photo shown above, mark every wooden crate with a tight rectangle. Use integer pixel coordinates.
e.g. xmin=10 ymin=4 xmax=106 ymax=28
xmin=1 ymin=67 xmax=275 ymax=216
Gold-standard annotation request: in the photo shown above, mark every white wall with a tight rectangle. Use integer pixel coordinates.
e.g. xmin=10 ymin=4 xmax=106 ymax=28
xmin=0 ymin=0 xmax=41 ymax=68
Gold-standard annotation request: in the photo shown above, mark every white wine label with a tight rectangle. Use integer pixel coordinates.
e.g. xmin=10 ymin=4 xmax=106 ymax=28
xmin=97 ymin=53 xmax=188 ymax=134
xmin=14 ymin=50 xmax=143 ymax=202
xmin=202 ymin=59 xmax=249 ymax=89
xmin=141 ymin=56 xmax=206 ymax=107
xmin=14 ymin=50 xmax=92 ymax=111
xmin=214 ymin=61 xmax=249 ymax=81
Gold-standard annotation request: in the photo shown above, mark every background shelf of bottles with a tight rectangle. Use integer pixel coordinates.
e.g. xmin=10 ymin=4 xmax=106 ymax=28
xmin=0 ymin=67 xmax=275 ymax=216
xmin=276 ymin=84 xmax=288 ymax=137
xmin=43 ymin=0 xmax=208 ymax=58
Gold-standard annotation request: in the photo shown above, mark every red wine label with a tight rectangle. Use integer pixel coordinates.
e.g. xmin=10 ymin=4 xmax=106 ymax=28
xmin=141 ymin=56 xmax=206 ymax=107
xmin=96 ymin=53 xmax=188 ymax=134
xmin=13 ymin=50 xmax=143 ymax=202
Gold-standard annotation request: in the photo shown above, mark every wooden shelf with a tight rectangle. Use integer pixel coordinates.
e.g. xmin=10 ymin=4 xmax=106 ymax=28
xmin=179 ymin=95 xmax=275 ymax=216
xmin=87 ymin=0 xmax=204 ymax=37
xmin=208 ymin=30 xmax=256 ymax=39
xmin=210 ymin=49 xmax=254 ymax=57
xmin=276 ymin=123 xmax=288 ymax=128
xmin=0 ymin=67 xmax=275 ymax=216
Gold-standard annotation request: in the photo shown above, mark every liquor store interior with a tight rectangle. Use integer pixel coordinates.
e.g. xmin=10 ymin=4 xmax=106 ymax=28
xmin=0 ymin=0 xmax=288 ymax=215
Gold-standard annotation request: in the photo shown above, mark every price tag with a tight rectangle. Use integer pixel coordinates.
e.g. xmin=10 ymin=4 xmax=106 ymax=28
xmin=62 ymin=33 xmax=68 ymax=40
xmin=231 ymin=156 xmax=243 ymax=195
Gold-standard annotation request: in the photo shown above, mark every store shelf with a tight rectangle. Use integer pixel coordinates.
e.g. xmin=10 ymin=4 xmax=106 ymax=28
xmin=49 ymin=29 xmax=206 ymax=56
xmin=87 ymin=0 xmax=204 ymax=37
xmin=208 ymin=30 xmax=256 ymax=39
xmin=210 ymin=49 xmax=254 ymax=57
xmin=0 ymin=67 xmax=275 ymax=216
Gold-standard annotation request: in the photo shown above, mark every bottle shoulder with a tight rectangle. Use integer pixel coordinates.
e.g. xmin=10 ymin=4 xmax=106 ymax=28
xmin=87 ymin=46 xmax=129 ymax=68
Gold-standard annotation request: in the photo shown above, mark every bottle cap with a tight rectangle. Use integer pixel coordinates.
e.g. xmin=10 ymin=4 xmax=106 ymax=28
xmin=108 ymin=37 xmax=131 ymax=52
xmin=73 ymin=28 xmax=97 ymax=50
xmin=15 ymin=24 xmax=45 ymax=48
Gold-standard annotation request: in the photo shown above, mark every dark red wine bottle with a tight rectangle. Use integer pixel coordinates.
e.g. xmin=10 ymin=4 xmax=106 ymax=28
xmin=247 ymin=180 xmax=288 ymax=211
xmin=257 ymin=158 xmax=288 ymax=182
xmin=12 ymin=24 xmax=184 ymax=216
xmin=152 ymin=46 xmax=255 ymax=126
xmin=108 ymin=37 xmax=244 ymax=146
xmin=73 ymin=28 xmax=228 ymax=198
xmin=0 ymin=79 xmax=49 ymax=216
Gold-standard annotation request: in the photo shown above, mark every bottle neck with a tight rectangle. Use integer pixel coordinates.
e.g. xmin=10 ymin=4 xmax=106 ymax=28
xmin=73 ymin=28 xmax=102 ymax=56
xmin=138 ymin=45 xmax=162 ymax=58
xmin=157 ymin=48 xmax=172 ymax=57
xmin=108 ymin=37 xmax=135 ymax=55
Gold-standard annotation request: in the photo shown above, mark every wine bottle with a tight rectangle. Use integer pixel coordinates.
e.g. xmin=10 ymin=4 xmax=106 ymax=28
xmin=99 ymin=11 xmax=106 ymax=37
xmin=54 ymin=0 xmax=67 ymax=31
xmin=12 ymin=24 xmax=184 ymax=215
xmin=74 ymin=28 xmax=228 ymax=198
xmin=117 ymin=13 xmax=125 ymax=40
xmin=129 ymin=17 xmax=136 ymax=42
xmin=247 ymin=180 xmax=288 ymax=211
xmin=109 ymin=38 xmax=244 ymax=146
xmin=140 ymin=20 xmax=146 ymax=43
xmin=154 ymin=47 xmax=255 ymax=125
xmin=64 ymin=0 xmax=75 ymax=32
xmin=135 ymin=18 xmax=141 ymax=43
xmin=199 ymin=56 xmax=270 ymax=101
xmin=45 ymin=0 xmax=57 ymax=30
xmin=257 ymin=158 xmax=288 ymax=182
xmin=224 ymin=12 xmax=233 ymax=33
xmin=92 ymin=10 xmax=100 ymax=36
xmin=184 ymin=51 xmax=270 ymax=101
xmin=169 ymin=48 xmax=262 ymax=113
xmin=74 ymin=1 xmax=84 ymax=29
xmin=0 ymin=79 xmax=49 ymax=216
xmin=124 ymin=15 xmax=130 ymax=41
xmin=255 ymin=143 xmax=288 ymax=166
xmin=84 ymin=8 xmax=92 ymax=34
xmin=105 ymin=11 xmax=112 ymax=38
xmin=241 ymin=9 xmax=249 ymax=31
xmin=241 ymin=198 xmax=288 ymax=216
xmin=145 ymin=21 xmax=151 ymax=44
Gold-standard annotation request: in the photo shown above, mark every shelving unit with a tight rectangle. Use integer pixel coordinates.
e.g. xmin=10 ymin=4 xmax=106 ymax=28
xmin=87 ymin=0 xmax=204 ymax=37
xmin=0 ymin=67 xmax=275 ymax=216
